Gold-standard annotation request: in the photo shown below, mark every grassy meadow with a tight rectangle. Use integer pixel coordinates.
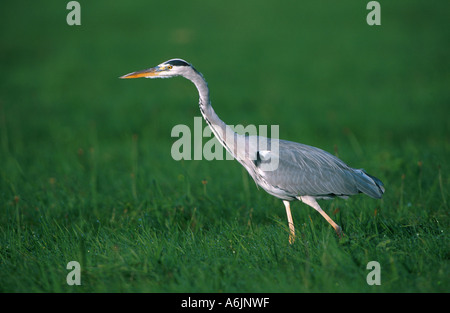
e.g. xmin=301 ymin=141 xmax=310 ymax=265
xmin=0 ymin=1 xmax=449 ymax=292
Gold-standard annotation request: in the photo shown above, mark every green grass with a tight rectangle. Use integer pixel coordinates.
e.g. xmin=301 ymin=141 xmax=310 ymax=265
xmin=0 ymin=0 xmax=449 ymax=292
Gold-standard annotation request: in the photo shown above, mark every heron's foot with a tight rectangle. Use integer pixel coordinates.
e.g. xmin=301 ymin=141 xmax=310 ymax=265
xmin=288 ymin=233 xmax=296 ymax=244
xmin=335 ymin=225 xmax=344 ymax=238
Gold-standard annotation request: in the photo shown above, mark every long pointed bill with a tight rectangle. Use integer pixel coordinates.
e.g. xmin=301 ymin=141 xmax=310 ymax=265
xmin=120 ymin=67 xmax=160 ymax=79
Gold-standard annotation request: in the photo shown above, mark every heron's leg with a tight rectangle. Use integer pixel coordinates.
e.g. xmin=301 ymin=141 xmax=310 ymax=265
xmin=298 ymin=196 xmax=342 ymax=237
xmin=283 ymin=200 xmax=296 ymax=244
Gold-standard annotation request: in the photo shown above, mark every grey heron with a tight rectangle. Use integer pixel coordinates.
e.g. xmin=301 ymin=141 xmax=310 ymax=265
xmin=120 ymin=58 xmax=385 ymax=243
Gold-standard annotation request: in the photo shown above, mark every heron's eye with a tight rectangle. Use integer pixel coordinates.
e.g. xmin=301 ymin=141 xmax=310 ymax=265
xmin=167 ymin=65 xmax=173 ymax=70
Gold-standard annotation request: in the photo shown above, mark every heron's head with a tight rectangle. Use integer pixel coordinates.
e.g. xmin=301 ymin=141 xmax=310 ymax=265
xmin=120 ymin=58 xmax=194 ymax=79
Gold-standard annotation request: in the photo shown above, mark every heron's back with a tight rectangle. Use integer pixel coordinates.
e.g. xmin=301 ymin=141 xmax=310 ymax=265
xmin=246 ymin=138 xmax=385 ymax=201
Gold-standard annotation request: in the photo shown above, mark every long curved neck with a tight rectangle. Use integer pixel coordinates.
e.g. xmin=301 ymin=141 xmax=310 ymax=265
xmin=184 ymin=69 xmax=237 ymax=158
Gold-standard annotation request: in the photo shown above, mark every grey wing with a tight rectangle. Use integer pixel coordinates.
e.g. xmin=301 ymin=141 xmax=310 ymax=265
xmin=252 ymin=139 xmax=384 ymax=200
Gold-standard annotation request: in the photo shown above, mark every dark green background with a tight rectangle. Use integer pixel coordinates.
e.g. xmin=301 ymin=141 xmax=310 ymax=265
xmin=0 ymin=1 xmax=448 ymax=292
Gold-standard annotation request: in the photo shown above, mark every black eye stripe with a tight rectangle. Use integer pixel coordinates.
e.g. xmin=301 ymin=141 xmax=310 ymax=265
xmin=165 ymin=59 xmax=189 ymax=67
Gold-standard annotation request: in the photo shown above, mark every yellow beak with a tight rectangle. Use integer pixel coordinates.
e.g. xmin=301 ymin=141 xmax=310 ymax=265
xmin=120 ymin=67 xmax=159 ymax=79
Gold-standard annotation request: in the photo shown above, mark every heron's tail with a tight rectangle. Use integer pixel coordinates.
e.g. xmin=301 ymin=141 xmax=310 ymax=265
xmin=353 ymin=169 xmax=385 ymax=199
